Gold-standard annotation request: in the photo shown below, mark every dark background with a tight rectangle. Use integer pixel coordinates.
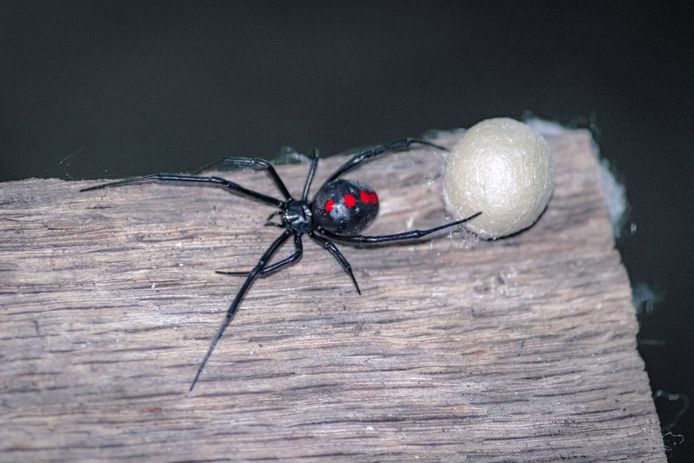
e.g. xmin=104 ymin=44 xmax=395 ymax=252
xmin=1 ymin=1 xmax=692 ymax=460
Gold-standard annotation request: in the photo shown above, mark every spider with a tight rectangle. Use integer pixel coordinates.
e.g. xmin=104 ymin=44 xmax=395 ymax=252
xmin=81 ymin=138 xmax=481 ymax=391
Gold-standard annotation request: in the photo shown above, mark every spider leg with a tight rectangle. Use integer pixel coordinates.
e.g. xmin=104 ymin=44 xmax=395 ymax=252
xmin=263 ymin=210 xmax=284 ymax=227
xmin=190 ymin=230 xmax=292 ymax=391
xmin=309 ymin=232 xmax=361 ymax=295
xmin=80 ymin=173 xmax=284 ymax=208
xmin=324 ymin=138 xmax=447 ymax=184
xmin=318 ymin=212 xmax=482 ymax=244
xmin=301 ymin=149 xmax=319 ymax=201
xmin=194 ymin=157 xmax=292 ymax=200
xmin=215 ymin=233 xmax=303 ymax=278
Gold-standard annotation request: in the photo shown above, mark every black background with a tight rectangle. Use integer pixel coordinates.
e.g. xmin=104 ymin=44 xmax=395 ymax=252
xmin=1 ymin=1 xmax=692 ymax=460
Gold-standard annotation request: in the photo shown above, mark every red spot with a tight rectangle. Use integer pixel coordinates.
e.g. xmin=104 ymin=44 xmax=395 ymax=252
xmin=360 ymin=190 xmax=378 ymax=205
xmin=325 ymin=199 xmax=335 ymax=212
xmin=343 ymin=193 xmax=356 ymax=208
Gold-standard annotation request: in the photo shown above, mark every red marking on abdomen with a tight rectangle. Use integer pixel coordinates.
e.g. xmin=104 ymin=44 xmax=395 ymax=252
xmin=360 ymin=190 xmax=378 ymax=205
xmin=343 ymin=193 xmax=356 ymax=208
xmin=325 ymin=198 xmax=335 ymax=212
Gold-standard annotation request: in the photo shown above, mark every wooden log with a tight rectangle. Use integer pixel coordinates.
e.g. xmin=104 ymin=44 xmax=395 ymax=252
xmin=0 ymin=130 xmax=664 ymax=462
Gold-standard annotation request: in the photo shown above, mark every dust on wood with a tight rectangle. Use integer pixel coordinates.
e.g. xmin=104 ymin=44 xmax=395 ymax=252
xmin=0 ymin=131 xmax=664 ymax=462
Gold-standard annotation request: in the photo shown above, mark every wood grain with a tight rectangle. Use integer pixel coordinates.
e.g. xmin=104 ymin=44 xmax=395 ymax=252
xmin=0 ymin=130 xmax=664 ymax=462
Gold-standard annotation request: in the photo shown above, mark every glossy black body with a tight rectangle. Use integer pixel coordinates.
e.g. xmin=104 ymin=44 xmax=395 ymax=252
xmin=80 ymin=138 xmax=481 ymax=391
xmin=312 ymin=179 xmax=378 ymax=234
xmin=282 ymin=199 xmax=314 ymax=234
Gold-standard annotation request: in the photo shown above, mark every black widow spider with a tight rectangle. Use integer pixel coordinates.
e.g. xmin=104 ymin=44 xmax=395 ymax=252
xmin=81 ymin=138 xmax=481 ymax=391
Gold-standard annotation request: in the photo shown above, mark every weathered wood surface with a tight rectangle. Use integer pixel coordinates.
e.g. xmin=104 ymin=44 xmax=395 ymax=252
xmin=0 ymin=130 xmax=664 ymax=462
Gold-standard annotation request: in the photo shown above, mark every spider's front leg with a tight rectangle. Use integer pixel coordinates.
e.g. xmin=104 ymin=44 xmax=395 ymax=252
xmin=80 ymin=173 xmax=284 ymax=208
xmin=195 ymin=157 xmax=293 ymax=200
xmin=190 ymin=229 xmax=295 ymax=391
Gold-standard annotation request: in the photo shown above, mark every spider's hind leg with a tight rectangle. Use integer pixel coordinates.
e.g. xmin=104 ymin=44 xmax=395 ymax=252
xmin=309 ymin=232 xmax=361 ymax=295
xmin=324 ymin=137 xmax=448 ymax=183
xmin=317 ymin=212 xmax=482 ymax=244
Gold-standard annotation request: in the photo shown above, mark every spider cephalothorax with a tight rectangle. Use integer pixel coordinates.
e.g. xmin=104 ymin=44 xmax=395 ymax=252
xmin=81 ymin=138 xmax=481 ymax=390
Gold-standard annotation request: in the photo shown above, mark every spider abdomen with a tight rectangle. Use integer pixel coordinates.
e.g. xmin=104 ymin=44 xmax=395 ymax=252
xmin=312 ymin=179 xmax=379 ymax=235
